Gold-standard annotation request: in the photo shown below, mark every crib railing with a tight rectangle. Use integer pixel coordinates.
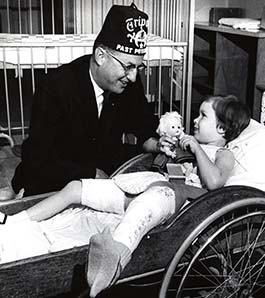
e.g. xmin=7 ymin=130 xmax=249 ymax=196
xmin=0 ymin=34 xmax=187 ymax=146
xmin=0 ymin=0 xmax=194 ymax=146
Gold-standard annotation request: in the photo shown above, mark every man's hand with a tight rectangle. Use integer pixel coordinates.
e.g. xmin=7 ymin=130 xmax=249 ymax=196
xmin=95 ymin=169 xmax=109 ymax=179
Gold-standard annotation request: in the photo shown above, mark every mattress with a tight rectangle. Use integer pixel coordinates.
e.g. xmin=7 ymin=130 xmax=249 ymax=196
xmin=0 ymin=33 xmax=185 ymax=68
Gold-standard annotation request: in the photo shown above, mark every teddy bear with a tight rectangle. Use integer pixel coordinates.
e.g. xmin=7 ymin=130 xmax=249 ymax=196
xmin=152 ymin=111 xmax=185 ymax=173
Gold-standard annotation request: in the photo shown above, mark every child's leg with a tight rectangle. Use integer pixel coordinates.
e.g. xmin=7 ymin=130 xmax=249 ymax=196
xmin=112 ymin=184 xmax=176 ymax=251
xmin=80 ymin=179 xmax=126 ymax=215
xmin=25 ymin=178 xmax=126 ymax=222
xmin=25 ymin=180 xmax=82 ymax=222
xmin=0 ymin=178 xmax=126 ymax=263
xmin=87 ymin=182 xmax=177 ymax=297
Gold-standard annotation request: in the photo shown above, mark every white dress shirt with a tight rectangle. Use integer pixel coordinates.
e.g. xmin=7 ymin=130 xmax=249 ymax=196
xmin=89 ymin=70 xmax=104 ymax=117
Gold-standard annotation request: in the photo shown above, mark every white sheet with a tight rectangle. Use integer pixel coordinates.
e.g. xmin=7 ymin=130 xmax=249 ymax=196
xmin=0 ymin=33 xmax=183 ymax=67
xmin=0 ymin=207 xmax=122 ymax=264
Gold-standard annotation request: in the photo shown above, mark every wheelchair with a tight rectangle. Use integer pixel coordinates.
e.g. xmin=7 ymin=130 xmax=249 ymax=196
xmin=112 ymin=152 xmax=265 ymax=298
xmin=0 ymin=152 xmax=265 ymax=298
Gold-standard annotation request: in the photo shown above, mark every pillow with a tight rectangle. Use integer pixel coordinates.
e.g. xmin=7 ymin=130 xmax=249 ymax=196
xmin=225 ymin=119 xmax=265 ymax=191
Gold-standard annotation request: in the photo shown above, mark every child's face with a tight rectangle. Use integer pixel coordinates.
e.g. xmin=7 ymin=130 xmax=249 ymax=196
xmin=193 ymin=101 xmax=224 ymax=145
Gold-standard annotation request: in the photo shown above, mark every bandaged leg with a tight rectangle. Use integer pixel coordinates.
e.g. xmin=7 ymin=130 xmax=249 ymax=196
xmin=87 ymin=227 xmax=131 ymax=297
xmin=87 ymin=183 xmax=176 ymax=297
xmin=81 ymin=179 xmax=126 ymax=215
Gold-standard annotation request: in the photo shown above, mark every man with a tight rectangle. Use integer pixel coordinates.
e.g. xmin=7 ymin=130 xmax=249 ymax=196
xmin=12 ymin=3 xmax=161 ymax=196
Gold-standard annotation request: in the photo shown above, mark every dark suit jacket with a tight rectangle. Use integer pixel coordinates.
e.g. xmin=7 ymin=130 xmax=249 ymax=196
xmin=12 ymin=55 xmax=158 ymax=196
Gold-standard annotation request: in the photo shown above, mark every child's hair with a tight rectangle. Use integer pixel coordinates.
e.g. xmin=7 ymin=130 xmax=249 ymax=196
xmin=205 ymin=95 xmax=250 ymax=143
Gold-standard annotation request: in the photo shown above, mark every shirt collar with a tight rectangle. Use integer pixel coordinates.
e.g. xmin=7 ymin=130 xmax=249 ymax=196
xmin=89 ymin=69 xmax=104 ymax=98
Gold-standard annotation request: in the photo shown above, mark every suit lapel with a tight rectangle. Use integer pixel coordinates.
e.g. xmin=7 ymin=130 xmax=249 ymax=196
xmin=77 ymin=56 xmax=99 ymax=131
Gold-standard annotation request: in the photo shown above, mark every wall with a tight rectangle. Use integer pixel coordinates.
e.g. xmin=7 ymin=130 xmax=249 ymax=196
xmin=195 ymin=0 xmax=265 ymax=22
xmin=195 ymin=0 xmax=229 ymax=22
xmin=231 ymin=0 xmax=265 ymax=18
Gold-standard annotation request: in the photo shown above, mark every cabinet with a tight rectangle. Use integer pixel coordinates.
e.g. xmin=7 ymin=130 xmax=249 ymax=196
xmin=192 ymin=22 xmax=265 ymax=121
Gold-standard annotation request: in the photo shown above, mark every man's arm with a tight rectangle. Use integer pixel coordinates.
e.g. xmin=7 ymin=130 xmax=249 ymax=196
xmin=142 ymin=136 xmax=160 ymax=153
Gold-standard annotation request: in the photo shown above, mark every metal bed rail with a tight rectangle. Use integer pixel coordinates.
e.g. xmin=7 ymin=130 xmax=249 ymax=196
xmin=0 ymin=35 xmax=187 ymax=146
xmin=0 ymin=0 xmax=195 ymax=144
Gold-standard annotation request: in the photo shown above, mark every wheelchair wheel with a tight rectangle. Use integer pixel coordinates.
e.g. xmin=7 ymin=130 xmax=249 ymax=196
xmin=159 ymin=188 xmax=265 ymax=298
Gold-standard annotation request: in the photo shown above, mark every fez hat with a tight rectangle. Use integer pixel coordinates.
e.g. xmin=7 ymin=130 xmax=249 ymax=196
xmin=94 ymin=3 xmax=148 ymax=56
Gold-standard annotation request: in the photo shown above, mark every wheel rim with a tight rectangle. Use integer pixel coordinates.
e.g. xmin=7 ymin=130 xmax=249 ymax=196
xmin=160 ymin=200 xmax=265 ymax=298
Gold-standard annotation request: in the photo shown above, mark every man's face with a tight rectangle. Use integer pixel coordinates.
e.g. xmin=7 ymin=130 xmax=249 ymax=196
xmin=99 ymin=50 xmax=145 ymax=93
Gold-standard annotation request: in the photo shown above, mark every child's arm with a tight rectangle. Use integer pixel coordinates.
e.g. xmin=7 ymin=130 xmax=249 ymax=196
xmin=195 ymin=147 xmax=234 ymax=190
xmin=180 ymin=136 xmax=234 ymax=190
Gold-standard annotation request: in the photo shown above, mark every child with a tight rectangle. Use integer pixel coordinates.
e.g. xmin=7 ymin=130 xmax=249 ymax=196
xmin=179 ymin=95 xmax=250 ymax=191
xmin=1 ymin=95 xmax=250 ymax=297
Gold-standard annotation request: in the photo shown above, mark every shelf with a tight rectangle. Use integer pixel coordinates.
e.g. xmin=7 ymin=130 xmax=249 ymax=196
xmin=192 ymin=23 xmax=265 ymax=121
xmin=195 ymin=22 xmax=265 ymax=38
xmin=193 ymin=51 xmax=215 ymax=71
xmin=192 ymin=76 xmax=214 ymax=95
xmin=193 ymin=50 xmax=215 ymax=61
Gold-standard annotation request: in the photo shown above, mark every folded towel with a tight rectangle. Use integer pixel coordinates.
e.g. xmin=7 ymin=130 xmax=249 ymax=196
xmin=219 ymin=18 xmax=260 ymax=31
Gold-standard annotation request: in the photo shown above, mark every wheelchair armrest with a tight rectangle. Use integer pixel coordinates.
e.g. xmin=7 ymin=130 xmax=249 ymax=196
xmin=110 ymin=153 xmax=154 ymax=178
xmin=174 ymin=147 xmax=195 ymax=164
xmin=111 ymin=148 xmax=195 ymax=178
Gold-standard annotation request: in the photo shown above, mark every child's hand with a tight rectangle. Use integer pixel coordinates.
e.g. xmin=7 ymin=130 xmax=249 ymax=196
xmin=158 ymin=135 xmax=177 ymax=157
xmin=179 ymin=135 xmax=200 ymax=154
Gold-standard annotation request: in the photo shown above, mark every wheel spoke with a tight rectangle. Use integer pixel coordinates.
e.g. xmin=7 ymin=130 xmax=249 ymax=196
xmin=239 ymin=217 xmax=265 ymax=280
xmin=160 ymin=197 xmax=265 ymax=298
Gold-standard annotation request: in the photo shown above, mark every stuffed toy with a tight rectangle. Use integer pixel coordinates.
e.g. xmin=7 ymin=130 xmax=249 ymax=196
xmin=152 ymin=111 xmax=185 ymax=173
xmin=156 ymin=111 xmax=184 ymax=158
